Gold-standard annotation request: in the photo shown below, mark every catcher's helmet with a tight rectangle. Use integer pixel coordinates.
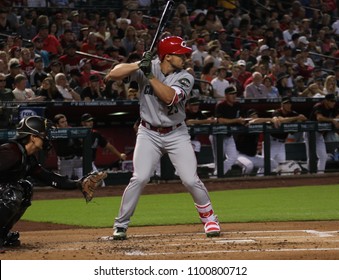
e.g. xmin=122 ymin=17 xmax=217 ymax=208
xmin=16 ymin=116 xmax=53 ymax=149
xmin=157 ymin=36 xmax=192 ymax=61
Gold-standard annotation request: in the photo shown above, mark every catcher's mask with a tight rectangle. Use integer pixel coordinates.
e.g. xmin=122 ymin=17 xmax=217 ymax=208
xmin=15 ymin=116 xmax=54 ymax=150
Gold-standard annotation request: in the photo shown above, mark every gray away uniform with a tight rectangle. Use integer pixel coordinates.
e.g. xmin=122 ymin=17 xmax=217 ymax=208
xmin=113 ymin=60 xmax=219 ymax=231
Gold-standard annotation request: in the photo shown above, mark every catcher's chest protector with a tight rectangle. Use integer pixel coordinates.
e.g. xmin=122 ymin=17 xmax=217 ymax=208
xmin=0 ymin=142 xmax=29 ymax=183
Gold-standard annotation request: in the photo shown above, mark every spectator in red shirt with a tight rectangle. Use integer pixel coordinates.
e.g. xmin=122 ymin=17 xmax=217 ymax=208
xmin=32 ymin=24 xmax=62 ymax=55
xmin=59 ymin=29 xmax=77 ymax=49
xmin=294 ymin=53 xmax=314 ymax=81
xmin=91 ymin=44 xmax=112 ymax=72
xmin=236 ymin=59 xmax=252 ymax=87
xmin=322 ymin=0 xmax=337 ymax=16
xmin=79 ymin=58 xmax=102 ymax=88
xmin=59 ymin=44 xmax=82 ymax=75
xmin=80 ymin=31 xmax=97 ymax=55
xmin=129 ymin=10 xmax=148 ymax=33
xmin=19 ymin=47 xmax=34 ymax=78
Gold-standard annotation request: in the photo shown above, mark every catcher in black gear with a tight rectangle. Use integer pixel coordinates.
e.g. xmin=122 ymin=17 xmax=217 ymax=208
xmin=0 ymin=116 xmax=106 ymax=250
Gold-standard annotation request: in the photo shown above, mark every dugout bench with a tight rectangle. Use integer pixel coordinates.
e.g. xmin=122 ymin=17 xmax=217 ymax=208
xmin=186 ymin=121 xmax=335 ymax=178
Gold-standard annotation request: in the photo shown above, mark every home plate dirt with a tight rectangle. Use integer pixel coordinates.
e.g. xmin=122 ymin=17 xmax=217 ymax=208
xmin=2 ymin=221 xmax=339 ymax=260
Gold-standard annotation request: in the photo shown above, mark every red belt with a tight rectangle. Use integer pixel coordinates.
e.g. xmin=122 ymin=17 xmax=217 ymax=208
xmin=141 ymin=120 xmax=182 ymax=134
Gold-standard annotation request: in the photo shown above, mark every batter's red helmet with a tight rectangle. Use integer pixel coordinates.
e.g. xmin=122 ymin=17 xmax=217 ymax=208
xmin=157 ymin=36 xmax=192 ymax=61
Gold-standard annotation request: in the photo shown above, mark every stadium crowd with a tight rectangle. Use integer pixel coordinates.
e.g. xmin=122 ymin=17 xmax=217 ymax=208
xmin=0 ymin=0 xmax=339 ymax=103
xmin=1 ymin=0 xmax=339 ymax=175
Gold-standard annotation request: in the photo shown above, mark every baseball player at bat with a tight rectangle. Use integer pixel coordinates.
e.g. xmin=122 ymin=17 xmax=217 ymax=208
xmin=0 ymin=116 xmax=106 ymax=251
xmin=107 ymin=36 xmax=221 ymax=240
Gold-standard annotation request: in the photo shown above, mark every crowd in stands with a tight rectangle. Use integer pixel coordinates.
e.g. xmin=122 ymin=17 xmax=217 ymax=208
xmin=1 ymin=0 xmax=339 ymax=177
xmin=0 ymin=0 xmax=339 ymax=103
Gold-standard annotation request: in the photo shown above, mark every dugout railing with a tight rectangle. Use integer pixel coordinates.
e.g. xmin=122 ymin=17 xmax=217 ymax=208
xmin=187 ymin=121 xmax=335 ymax=178
xmin=0 ymin=97 xmax=329 ymax=127
xmin=0 ymin=97 xmax=338 ymax=180
xmin=0 ymin=122 xmax=337 ymax=180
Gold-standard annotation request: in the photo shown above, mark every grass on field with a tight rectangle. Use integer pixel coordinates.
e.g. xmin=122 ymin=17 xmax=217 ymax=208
xmin=22 ymin=185 xmax=339 ymax=227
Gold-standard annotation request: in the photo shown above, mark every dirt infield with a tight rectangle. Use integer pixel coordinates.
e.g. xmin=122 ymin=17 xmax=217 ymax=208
xmin=3 ymin=221 xmax=339 ymax=260
xmin=1 ymin=174 xmax=339 ymax=260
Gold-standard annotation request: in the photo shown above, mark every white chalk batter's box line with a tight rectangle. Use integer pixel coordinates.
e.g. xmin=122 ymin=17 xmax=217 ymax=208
xmin=124 ymin=247 xmax=339 ymax=256
xmin=128 ymin=229 xmax=339 ymax=239
xmin=123 ymin=230 xmax=339 ymax=256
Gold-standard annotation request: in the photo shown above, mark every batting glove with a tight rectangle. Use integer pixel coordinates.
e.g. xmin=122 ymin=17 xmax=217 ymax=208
xmin=139 ymin=51 xmax=153 ymax=79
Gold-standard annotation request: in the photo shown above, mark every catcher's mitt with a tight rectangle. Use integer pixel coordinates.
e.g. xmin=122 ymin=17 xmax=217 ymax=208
xmin=80 ymin=171 xmax=107 ymax=202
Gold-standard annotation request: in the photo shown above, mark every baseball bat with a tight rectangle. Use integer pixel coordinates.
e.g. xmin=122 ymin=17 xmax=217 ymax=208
xmin=148 ymin=0 xmax=175 ymax=52
xmin=75 ymin=51 xmax=118 ymax=63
